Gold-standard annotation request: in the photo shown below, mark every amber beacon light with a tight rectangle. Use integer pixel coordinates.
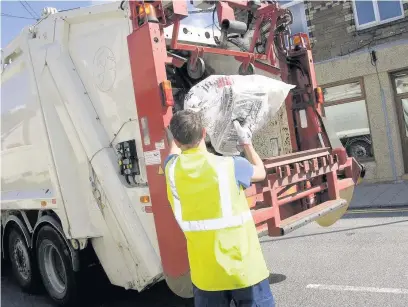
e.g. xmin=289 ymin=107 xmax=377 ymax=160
xmin=137 ymin=3 xmax=159 ymax=25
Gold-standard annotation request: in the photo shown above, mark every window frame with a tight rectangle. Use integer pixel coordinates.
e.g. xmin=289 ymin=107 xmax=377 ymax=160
xmin=352 ymin=0 xmax=404 ymax=30
xmin=279 ymin=0 xmax=304 ymax=9
xmin=279 ymin=1 xmax=308 ymax=35
xmin=321 ymin=78 xmax=375 ymax=162
xmin=321 ymin=77 xmax=366 ymax=107
xmin=390 ymin=69 xmax=408 ymax=172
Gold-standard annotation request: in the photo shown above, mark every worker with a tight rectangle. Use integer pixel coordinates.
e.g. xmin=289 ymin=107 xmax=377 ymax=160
xmin=164 ymin=109 xmax=274 ymax=307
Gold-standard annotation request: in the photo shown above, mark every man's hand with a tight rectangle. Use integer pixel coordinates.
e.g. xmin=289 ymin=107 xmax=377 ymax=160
xmin=233 ymin=120 xmax=254 ymax=154
xmin=233 ymin=120 xmax=266 ymax=182
xmin=233 ymin=120 xmax=252 ymax=146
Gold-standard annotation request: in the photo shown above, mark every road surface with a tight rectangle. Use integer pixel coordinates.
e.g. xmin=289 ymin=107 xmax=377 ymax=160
xmin=2 ymin=209 xmax=408 ymax=307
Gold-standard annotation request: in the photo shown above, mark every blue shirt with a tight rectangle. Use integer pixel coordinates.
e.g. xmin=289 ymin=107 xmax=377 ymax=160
xmin=164 ymin=154 xmax=254 ymax=189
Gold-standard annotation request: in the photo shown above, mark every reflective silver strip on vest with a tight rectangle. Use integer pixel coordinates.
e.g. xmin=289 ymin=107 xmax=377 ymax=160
xmin=168 ymin=156 xmax=252 ymax=232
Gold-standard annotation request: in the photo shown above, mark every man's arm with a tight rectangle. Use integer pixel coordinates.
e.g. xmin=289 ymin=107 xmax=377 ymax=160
xmin=233 ymin=121 xmax=266 ymax=183
xmin=242 ymin=144 xmax=266 ymax=182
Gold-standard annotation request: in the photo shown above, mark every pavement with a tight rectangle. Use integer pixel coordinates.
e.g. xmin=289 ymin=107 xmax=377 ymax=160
xmin=349 ymin=181 xmax=408 ymax=209
xmin=2 ymin=209 xmax=408 ymax=307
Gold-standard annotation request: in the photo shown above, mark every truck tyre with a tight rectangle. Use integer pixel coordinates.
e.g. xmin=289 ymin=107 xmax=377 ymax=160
xmin=348 ymin=140 xmax=371 ymax=159
xmin=8 ymin=228 xmax=38 ymax=292
xmin=36 ymin=226 xmax=78 ymax=306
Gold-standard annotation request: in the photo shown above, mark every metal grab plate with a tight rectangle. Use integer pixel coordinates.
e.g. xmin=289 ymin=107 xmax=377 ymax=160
xmin=279 ymin=198 xmax=347 ymax=235
xmin=316 ymin=186 xmax=354 ymax=227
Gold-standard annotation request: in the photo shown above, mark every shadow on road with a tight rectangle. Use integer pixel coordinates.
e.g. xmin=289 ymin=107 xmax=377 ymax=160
xmin=343 ymin=210 xmax=408 ymax=219
xmin=75 ymin=265 xmax=195 ymax=307
xmin=268 ymin=273 xmax=287 ymax=285
xmin=2 ymin=262 xmax=288 ymax=307
xmin=1 ymin=263 xmax=194 ymax=307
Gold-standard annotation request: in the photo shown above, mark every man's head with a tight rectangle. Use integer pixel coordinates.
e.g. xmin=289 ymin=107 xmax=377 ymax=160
xmin=169 ymin=109 xmax=206 ymax=149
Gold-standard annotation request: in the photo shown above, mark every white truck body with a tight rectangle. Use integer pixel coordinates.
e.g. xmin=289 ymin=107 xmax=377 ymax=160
xmin=0 ymin=1 xmax=221 ymax=291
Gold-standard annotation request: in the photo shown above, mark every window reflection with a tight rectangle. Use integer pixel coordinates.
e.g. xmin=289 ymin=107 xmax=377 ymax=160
xmin=394 ymin=72 xmax=408 ymax=94
xmin=323 ymin=82 xmax=362 ymax=102
xmin=322 ymin=80 xmax=374 ymax=161
xmin=402 ymin=98 xmax=408 ymax=137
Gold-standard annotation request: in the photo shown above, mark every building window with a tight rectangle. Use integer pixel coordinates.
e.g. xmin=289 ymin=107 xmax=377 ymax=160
xmin=322 ymin=79 xmax=374 ymax=161
xmin=394 ymin=71 xmax=408 ymax=94
xmin=278 ymin=1 xmax=308 ymax=35
xmin=353 ymin=0 xmax=404 ymax=30
xmin=391 ymin=70 xmax=408 ymax=172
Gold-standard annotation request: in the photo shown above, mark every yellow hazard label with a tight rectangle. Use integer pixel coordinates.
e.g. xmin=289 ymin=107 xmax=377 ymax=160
xmin=158 ymin=165 xmax=164 ymax=175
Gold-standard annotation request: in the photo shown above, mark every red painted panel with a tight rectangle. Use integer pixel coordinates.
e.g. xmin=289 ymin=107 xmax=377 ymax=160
xmin=127 ymin=23 xmax=188 ymax=278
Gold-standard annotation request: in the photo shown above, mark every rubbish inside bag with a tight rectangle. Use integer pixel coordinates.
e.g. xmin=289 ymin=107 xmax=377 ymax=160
xmin=184 ymin=75 xmax=295 ymax=155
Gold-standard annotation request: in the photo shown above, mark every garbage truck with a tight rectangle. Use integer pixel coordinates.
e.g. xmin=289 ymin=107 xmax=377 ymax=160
xmin=1 ymin=1 xmax=364 ymax=306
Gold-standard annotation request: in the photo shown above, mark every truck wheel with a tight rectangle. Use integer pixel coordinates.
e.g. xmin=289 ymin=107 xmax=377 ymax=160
xmin=8 ymin=228 xmax=38 ymax=292
xmin=36 ymin=226 xmax=77 ymax=306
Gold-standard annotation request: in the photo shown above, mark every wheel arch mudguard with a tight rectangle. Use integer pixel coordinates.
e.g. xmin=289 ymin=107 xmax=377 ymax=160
xmin=346 ymin=135 xmax=372 ymax=145
xmin=2 ymin=214 xmax=31 ymax=260
xmin=31 ymin=215 xmax=80 ymax=272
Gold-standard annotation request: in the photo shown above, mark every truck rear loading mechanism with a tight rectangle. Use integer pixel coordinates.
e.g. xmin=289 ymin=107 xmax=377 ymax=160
xmin=127 ymin=0 xmax=363 ymax=296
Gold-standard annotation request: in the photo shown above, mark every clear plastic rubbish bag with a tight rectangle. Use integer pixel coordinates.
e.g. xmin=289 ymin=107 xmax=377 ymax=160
xmin=184 ymin=75 xmax=295 ymax=155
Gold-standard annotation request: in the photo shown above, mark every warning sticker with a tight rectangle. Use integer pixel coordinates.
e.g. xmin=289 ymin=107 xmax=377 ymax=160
xmin=155 ymin=139 xmax=165 ymax=150
xmin=144 ymin=150 xmax=161 ymax=166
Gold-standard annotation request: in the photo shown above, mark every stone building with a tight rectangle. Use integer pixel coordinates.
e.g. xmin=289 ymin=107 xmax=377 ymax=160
xmin=280 ymin=0 xmax=408 ymax=182
xmin=196 ymin=0 xmax=408 ymax=182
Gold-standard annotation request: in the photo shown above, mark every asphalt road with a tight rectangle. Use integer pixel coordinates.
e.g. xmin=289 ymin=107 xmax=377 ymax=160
xmin=2 ymin=209 xmax=408 ymax=307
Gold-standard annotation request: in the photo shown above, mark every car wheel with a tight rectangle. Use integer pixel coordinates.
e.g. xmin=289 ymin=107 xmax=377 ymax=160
xmin=349 ymin=140 xmax=372 ymax=159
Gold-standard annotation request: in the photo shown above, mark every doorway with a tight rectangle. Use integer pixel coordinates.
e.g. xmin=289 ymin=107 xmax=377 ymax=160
xmin=391 ymin=70 xmax=408 ymax=173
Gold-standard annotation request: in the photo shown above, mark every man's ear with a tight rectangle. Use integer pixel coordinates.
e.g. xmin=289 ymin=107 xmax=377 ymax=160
xmin=202 ymin=128 xmax=207 ymax=139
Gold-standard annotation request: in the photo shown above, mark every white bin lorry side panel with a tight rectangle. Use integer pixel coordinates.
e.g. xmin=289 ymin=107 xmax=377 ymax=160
xmin=45 ymin=12 xmax=162 ymax=288
xmin=1 ymin=59 xmax=55 ymax=210
xmin=1 ymin=4 xmax=163 ymax=291
xmin=0 ymin=27 xmax=143 ymax=289
xmin=67 ymin=11 xmax=148 ymax=183
xmin=27 ymin=38 xmax=145 ymax=287
xmin=2 ymin=30 xmax=75 ymax=235
xmin=65 ymin=6 xmax=161 ymax=272
xmin=29 ymin=43 xmax=104 ymax=239
xmin=66 ymin=12 xmax=160 ymax=254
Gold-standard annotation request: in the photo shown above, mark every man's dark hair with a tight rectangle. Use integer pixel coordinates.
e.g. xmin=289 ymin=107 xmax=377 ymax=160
xmin=170 ymin=109 xmax=203 ymax=146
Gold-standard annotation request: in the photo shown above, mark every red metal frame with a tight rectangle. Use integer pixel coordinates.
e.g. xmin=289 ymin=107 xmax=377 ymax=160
xmin=169 ymin=0 xmax=282 ymax=75
xmin=127 ymin=21 xmax=189 ymax=278
xmin=127 ymin=0 xmax=362 ymax=282
xmin=245 ymin=147 xmax=359 ymax=235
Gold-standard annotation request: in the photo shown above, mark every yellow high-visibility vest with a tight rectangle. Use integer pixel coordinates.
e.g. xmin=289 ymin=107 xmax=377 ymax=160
xmin=165 ymin=148 xmax=269 ymax=291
